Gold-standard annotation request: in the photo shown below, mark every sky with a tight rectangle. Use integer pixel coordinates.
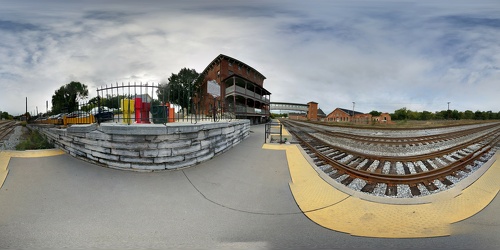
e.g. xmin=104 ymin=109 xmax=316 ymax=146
xmin=1 ymin=0 xmax=499 ymax=116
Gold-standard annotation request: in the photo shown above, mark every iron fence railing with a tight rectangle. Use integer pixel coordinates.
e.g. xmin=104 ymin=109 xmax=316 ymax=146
xmin=34 ymin=82 xmax=238 ymax=126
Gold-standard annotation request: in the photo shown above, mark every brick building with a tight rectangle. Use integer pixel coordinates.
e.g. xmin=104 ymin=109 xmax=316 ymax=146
xmin=196 ymin=54 xmax=271 ymax=124
xmin=326 ymin=108 xmax=364 ymax=122
xmin=326 ymin=108 xmax=391 ymax=124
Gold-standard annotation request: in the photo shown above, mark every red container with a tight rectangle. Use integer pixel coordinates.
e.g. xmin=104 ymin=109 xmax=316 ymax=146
xmin=141 ymin=102 xmax=151 ymax=124
xmin=134 ymin=98 xmax=142 ymax=123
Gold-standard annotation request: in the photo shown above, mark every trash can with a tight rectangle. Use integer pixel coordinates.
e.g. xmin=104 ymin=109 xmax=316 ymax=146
xmin=120 ymin=99 xmax=135 ymax=124
xmin=134 ymin=98 xmax=142 ymax=123
xmin=152 ymin=105 xmax=169 ymax=124
xmin=141 ymin=102 xmax=151 ymax=124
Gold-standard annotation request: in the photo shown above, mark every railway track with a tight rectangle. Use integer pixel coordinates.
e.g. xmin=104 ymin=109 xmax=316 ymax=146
xmin=0 ymin=120 xmax=18 ymax=141
xmin=281 ymin=119 xmax=500 ymax=198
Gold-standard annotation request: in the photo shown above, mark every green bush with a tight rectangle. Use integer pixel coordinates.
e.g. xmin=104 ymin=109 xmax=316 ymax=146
xmin=16 ymin=130 xmax=54 ymax=150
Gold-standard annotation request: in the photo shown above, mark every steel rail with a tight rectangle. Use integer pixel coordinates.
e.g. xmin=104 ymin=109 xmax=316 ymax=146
xmin=0 ymin=121 xmax=17 ymax=140
xmin=315 ymin=128 xmax=500 ymax=162
xmin=285 ymin=119 xmax=500 ymax=144
xmin=289 ymin=127 xmax=499 ymax=186
xmin=304 ymin=119 xmax=500 ymax=131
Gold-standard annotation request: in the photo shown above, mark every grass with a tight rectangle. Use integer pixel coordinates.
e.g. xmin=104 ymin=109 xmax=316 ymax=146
xmin=15 ymin=129 xmax=54 ymax=150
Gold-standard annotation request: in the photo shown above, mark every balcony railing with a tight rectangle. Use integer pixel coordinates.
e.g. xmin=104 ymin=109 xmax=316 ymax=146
xmin=226 ymin=85 xmax=269 ymax=104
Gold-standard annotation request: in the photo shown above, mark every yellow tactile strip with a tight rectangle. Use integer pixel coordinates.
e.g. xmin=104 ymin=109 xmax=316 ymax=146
xmin=263 ymin=144 xmax=500 ymax=238
xmin=0 ymin=149 xmax=65 ymax=189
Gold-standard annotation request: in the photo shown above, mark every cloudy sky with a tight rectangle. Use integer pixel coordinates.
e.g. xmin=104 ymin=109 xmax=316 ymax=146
xmin=1 ymin=0 xmax=499 ymax=115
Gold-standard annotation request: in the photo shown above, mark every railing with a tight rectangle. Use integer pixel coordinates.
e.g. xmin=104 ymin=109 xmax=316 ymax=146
xmin=34 ymin=82 xmax=237 ymax=126
xmin=265 ymin=122 xmax=283 ymax=143
xmin=226 ymin=85 xmax=269 ymax=104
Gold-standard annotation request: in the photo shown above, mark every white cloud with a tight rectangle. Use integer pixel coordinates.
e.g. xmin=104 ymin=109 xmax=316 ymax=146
xmin=0 ymin=0 xmax=499 ymax=116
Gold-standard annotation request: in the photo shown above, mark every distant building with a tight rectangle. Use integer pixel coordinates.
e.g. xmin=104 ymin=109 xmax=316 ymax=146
xmin=196 ymin=54 xmax=271 ymax=124
xmin=326 ymin=108 xmax=391 ymax=124
xmin=326 ymin=108 xmax=363 ymax=122
xmin=317 ymin=108 xmax=327 ymax=120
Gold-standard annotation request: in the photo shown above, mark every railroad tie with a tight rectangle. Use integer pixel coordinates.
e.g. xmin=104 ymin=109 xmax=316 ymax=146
xmin=360 ymin=159 xmax=373 ymax=171
xmin=389 ymin=161 xmax=397 ymax=175
xmin=360 ymin=182 xmax=377 ymax=193
xmin=385 ymin=185 xmax=397 ymax=196
xmin=373 ymin=161 xmax=384 ymax=174
xmin=422 ymin=160 xmax=435 ymax=171
xmin=401 ymin=162 xmax=411 ymax=174
xmin=409 ymin=184 xmax=421 ymax=196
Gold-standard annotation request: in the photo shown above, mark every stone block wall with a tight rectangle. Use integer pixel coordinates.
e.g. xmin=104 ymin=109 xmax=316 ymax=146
xmin=30 ymin=120 xmax=250 ymax=171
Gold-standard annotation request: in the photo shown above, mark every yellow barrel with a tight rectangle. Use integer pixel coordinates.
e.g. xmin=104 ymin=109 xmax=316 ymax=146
xmin=120 ymin=99 xmax=135 ymax=124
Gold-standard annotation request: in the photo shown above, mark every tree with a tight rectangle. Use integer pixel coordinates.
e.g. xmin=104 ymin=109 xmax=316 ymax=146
xmin=157 ymin=68 xmax=199 ymax=111
xmin=391 ymin=107 xmax=408 ymax=120
xmin=463 ymin=110 xmax=474 ymax=119
xmin=421 ymin=111 xmax=433 ymax=120
xmin=51 ymin=81 xmax=89 ymax=114
xmin=407 ymin=110 xmax=421 ymax=120
xmin=474 ymin=110 xmax=483 ymax=120
xmin=369 ymin=110 xmax=382 ymax=116
xmin=450 ymin=110 xmax=461 ymax=120
xmin=1 ymin=111 xmax=13 ymax=120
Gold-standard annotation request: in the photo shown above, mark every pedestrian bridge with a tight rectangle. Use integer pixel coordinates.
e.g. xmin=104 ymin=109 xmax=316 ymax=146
xmin=270 ymin=102 xmax=308 ymax=113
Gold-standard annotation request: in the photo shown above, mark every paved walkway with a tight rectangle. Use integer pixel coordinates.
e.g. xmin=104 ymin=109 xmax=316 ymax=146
xmin=0 ymin=124 xmax=499 ymax=249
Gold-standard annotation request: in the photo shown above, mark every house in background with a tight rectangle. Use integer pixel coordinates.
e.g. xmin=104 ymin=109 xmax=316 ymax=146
xmin=326 ymin=108 xmax=391 ymax=124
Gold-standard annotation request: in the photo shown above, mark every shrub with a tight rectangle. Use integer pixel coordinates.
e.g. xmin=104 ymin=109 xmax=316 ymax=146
xmin=15 ymin=130 xmax=54 ymax=150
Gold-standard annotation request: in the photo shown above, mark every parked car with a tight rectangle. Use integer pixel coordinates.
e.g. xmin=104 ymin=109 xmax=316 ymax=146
xmin=90 ymin=107 xmax=114 ymax=122
xmin=49 ymin=113 xmax=66 ymax=120
xmin=66 ymin=111 xmax=90 ymax=118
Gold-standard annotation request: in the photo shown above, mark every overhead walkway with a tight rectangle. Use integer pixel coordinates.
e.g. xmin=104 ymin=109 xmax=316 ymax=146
xmin=270 ymin=102 xmax=308 ymax=113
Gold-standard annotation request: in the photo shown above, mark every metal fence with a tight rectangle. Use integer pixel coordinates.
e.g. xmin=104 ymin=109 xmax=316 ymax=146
xmin=35 ymin=82 xmax=237 ymax=126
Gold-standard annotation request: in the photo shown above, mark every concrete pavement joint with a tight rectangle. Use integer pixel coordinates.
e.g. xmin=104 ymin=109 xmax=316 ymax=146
xmin=181 ymin=169 xmax=302 ymax=216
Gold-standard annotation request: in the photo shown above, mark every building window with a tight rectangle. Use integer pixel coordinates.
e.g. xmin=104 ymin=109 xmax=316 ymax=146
xmin=228 ymin=62 xmax=232 ymax=66
xmin=217 ymin=70 xmax=220 ymax=77
xmin=229 ymin=70 xmax=233 ymax=75
xmin=238 ymin=65 xmax=241 ymax=71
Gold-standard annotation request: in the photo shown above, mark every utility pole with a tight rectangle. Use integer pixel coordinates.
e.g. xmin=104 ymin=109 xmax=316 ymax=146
xmin=352 ymin=102 xmax=355 ymax=122
xmin=447 ymin=102 xmax=451 ymax=119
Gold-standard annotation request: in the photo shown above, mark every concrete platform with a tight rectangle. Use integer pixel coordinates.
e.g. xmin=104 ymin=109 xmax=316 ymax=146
xmin=1 ymin=124 xmax=500 ymax=248
xmin=264 ymin=144 xmax=500 ymax=238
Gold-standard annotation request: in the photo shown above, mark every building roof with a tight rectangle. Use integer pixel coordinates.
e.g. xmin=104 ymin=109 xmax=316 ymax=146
xmin=339 ymin=108 xmax=364 ymax=115
xmin=317 ymin=108 xmax=326 ymax=117
xmin=328 ymin=108 xmax=365 ymax=116
xmin=195 ymin=54 xmax=266 ymax=85
xmin=200 ymin=54 xmax=266 ymax=79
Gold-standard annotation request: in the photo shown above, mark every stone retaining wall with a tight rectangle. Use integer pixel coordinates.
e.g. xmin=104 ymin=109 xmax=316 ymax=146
xmin=30 ymin=120 xmax=250 ymax=171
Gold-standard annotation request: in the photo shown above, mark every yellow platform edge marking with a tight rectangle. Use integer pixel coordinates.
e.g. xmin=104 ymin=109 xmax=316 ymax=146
xmin=0 ymin=149 xmax=65 ymax=189
xmin=263 ymin=144 xmax=500 ymax=238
